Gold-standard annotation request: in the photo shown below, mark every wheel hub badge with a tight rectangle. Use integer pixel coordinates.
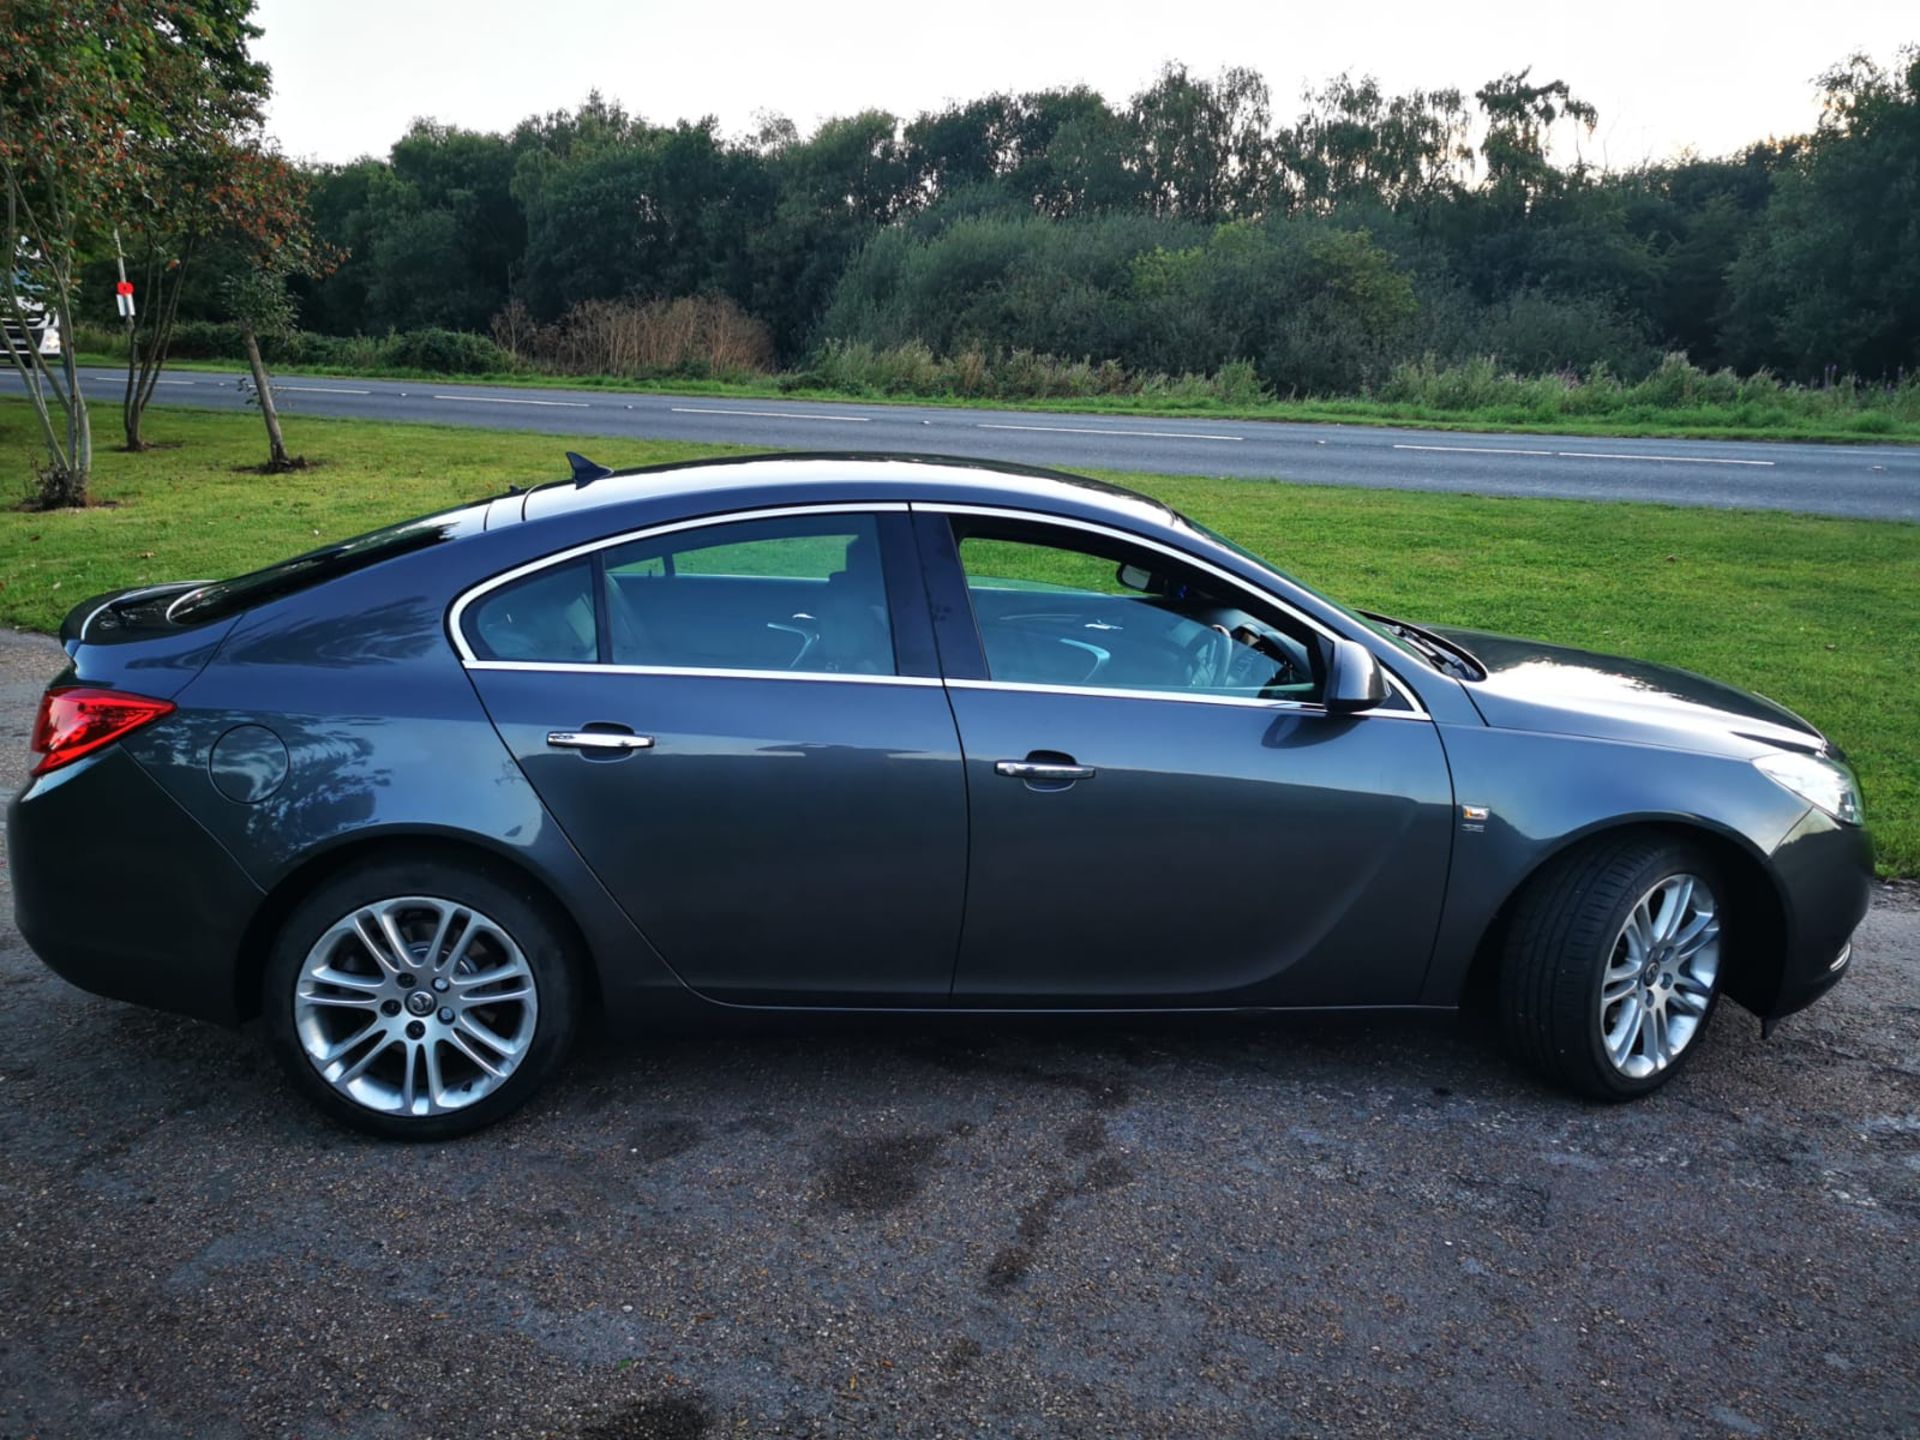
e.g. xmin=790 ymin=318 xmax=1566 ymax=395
xmin=405 ymin=990 xmax=436 ymax=1017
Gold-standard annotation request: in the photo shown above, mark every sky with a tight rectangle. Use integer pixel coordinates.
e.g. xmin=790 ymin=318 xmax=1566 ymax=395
xmin=252 ymin=0 xmax=1916 ymax=167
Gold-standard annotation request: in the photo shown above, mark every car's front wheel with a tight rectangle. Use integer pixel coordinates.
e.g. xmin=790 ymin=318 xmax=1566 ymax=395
xmin=263 ymin=857 xmax=579 ymax=1139
xmin=1499 ymin=834 xmax=1724 ymax=1100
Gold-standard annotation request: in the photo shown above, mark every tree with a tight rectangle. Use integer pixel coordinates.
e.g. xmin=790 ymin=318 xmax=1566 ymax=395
xmin=220 ymin=145 xmax=333 ymax=471
xmin=516 ymin=118 xmax=773 ymax=321
xmin=749 ymin=112 xmax=912 ymax=355
xmin=118 ymin=133 xmax=274 ymax=450
xmin=1722 ymin=49 xmax=1920 ymax=378
xmin=1024 ymin=90 xmax=1139 ymax=218
xmin=1278 ymin=75 xmax=1474 ymax=214
xmin=0 ymin=0 xmax=268 ymax=505
xmin=1474 ymin=69 xmax=1598 ymax=204
xmin=1128 ymin=65 xmax=1276 ymax=222
xmin=905 ymin=93 xmax=1024 ymax=203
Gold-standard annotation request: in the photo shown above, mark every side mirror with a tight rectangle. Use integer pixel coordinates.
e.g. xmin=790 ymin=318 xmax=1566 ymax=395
xmin=1115 ymin=562 xmax=1154 ymax=593
xmin=1324 ymin=637 xmax=1387 ymax=714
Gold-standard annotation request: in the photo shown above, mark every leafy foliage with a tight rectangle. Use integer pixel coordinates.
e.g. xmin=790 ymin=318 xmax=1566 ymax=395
xmin=0 ymin=0 xmax=269 ymax=501
xmin=74 ymin=42 xmax=1920 ymax=399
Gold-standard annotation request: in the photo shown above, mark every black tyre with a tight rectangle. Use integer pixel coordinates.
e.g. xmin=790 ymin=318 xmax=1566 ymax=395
xmin=263 ymin=856 xmax=580 ymax=1139
xmin=1499 ymin=834 xmax=1725 ymax=1100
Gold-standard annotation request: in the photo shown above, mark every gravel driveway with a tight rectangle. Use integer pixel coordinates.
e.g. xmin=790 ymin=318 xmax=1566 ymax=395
xmin=0 ymin=627 xmax=1915 ymax=1439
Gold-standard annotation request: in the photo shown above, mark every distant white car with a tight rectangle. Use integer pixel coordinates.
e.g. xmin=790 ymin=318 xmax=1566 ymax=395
xmin=6 ymin=251 xmax=63 ymax=358
xmin=4 ymin=310 xmax=63 ymax=358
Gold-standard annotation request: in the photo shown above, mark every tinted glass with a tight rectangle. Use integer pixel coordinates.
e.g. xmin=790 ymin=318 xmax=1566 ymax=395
xmin=956 ymin=526 xmax=1321 ymax=700
xmin=463 ymin=560 xmax=597 ymax=663
xmin=1186 ymin=516 xmax=1425 ymax=664
xmin=171 ymin=516 xmax=456 ymax=624
xmin=601 ymin=514 xmax=895 ymax=675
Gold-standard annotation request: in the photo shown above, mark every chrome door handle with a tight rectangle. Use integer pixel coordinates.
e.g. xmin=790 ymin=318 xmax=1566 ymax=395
xmin=995 ymin=760 xmax=1095 ymax=781
xmin=546 ymin=730 xmax=654 ymax=752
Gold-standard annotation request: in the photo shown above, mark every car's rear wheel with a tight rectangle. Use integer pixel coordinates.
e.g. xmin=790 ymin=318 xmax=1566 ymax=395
xmin=263 ymin=857 xmax=579 ymax=1139
xmin=1499 ymin=835 xmax=1724 ymax=1100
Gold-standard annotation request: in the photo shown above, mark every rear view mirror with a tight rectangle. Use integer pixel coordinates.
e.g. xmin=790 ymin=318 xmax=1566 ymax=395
xmin=1324 ymin=637 xmax=1387 ymax=714
xmin=1115 ymin=562 xmax=1155 ymax=592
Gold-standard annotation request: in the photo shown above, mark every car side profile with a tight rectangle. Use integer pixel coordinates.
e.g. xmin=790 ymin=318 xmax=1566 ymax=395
xmin=7 ymin=454 xmax=1873 ymax=1137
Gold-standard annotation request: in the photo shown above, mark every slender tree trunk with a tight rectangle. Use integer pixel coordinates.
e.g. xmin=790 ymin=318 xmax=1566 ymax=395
xmin=240 ymin=322 xmax=290 ymax=469
xmin=122 ymin=321 xmax=142 ymax=450
xmin=122 ymin=239 xmax=191 ymax=451
xmin=53 ymin=295 xmax=89 ymax=506
xmin=0 ymin=240 xmax=88 ymax=506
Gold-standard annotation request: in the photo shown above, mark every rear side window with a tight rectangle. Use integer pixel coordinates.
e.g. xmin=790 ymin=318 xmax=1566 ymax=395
xmin=601 ymin=514 xmax=895 ymax=675
xmin=462 ymin=560 xmax=597 ymax=663
xmin=458 ymin=513 xmax=899 ymax=675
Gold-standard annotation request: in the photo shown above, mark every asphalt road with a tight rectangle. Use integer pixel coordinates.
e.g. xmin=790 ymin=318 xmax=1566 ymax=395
xmin=1 ymin=625 xmax=1916 ymax=1439
xmin=7 ymin=366 xmax=1919 ymax=522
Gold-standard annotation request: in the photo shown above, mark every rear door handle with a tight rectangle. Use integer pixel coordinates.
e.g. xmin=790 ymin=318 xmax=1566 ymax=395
xmin=995 ymin=760 xmax=1095 ymax=782
xmin=547 ymin=730 xmax=655 ymax=752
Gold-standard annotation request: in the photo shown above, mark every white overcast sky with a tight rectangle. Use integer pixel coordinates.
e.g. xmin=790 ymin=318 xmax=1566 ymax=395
xmin=253 ymin=0 xmax=1915 ymax=167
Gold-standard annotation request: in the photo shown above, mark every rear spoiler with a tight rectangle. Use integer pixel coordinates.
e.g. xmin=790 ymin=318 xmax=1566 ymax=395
xmin=59 ymin=581 xmax=213 ymax=653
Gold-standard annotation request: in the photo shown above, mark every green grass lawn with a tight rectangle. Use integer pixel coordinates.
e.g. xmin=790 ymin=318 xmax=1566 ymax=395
xmin=76 ymin=353 xmax=1920 ymax=446
xmin=5 ymin=398 xmax=1916 ymax=874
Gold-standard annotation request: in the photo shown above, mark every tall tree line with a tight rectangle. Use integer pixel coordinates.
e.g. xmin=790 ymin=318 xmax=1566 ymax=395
xmin=175 ymin=50 xmax=1920 ymax=385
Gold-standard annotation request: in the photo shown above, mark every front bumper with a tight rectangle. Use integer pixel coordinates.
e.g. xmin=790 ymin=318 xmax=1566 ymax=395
xmin=1760 ymin=806 xmax=1874 ymax=1020
xmin=7 ymin=747 xmax=264 ymax=1025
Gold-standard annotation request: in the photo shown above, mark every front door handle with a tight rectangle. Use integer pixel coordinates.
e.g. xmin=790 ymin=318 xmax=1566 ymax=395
xmin=995 ymin=759 xmax=1095 ymax=782
xmin=547 ymin=729 xmax=654 ymax=752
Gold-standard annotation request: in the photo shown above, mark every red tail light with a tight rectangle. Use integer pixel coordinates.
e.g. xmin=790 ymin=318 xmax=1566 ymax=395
xmin=28 ymin=686 xmax=176 ymax=776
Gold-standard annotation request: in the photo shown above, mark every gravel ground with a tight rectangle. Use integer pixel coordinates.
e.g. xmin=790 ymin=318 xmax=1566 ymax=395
xmin=0 ymin=626 xmax=1915 ymax=1440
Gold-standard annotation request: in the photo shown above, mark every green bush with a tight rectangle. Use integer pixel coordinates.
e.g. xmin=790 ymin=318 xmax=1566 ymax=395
xmin=165 ymin=320 xmax=250 ymax=361
xmin=1372 ymin=352 xmax=1920 ymax=428
xmin=379 ymin=328 xmax=514 ymax=375
xmin=818 ymin=210 xmax=1685 ymax=398
xmin=789 ymin=340 xmax=1278 ymax=406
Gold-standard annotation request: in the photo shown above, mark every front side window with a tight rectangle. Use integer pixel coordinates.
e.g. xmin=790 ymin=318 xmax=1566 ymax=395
xmin=954 ymin=521 xmax=1322 ymax=701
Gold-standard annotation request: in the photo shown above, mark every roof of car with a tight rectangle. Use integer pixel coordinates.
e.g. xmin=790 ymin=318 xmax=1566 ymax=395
xmin=513 ymin=452 xmax=1183 ymax=534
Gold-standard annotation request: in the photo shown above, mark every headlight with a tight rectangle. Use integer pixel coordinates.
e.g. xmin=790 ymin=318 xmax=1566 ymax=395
xmin=1754 ymin=751 xmax=1864 ymax=825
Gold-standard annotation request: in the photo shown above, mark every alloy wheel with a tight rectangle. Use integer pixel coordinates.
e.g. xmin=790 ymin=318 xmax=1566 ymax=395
xmin=1597 ymin=873 xmax=1720 ymax=1080
xmin=292 ymin=896 xmax=539 ymax=1116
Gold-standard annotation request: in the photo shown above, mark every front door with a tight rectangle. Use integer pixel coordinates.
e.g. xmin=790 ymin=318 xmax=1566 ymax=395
xmin=461 ymin=507 xmax=967 ymax=1004
xmin=920 ymin=509 xmax=1455 ymax=1008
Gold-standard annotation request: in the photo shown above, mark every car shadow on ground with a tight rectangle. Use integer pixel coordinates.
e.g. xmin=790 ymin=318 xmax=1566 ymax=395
xmin=4 ymin=967 xmax=1542 ymax=1159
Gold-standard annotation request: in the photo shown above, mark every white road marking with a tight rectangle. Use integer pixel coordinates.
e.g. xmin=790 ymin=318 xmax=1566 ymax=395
xmin=279 ymin=384 xmax=372 ymax=395
xmin=153 ymin=379 xmax=197 ymax=386
xmin=670 ymin=405 xmax=870 ymax=422
xmin=1394 ymin=443 xmax=1554 ymax=456
xmin=431 ymin=394 xmax=590 ymax=408
xmin=979 ymin=422 xmax=1243 ymax=441
xmin=1554 ymin=450 xmax=1775 ymax=467
xmin=1394 ymin=442 xmax=1776 ymax=468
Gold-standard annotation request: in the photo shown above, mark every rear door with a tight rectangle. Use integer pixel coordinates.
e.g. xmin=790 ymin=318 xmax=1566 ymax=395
xmin=918 ymin=506 xmax=1455 ymax=1008
xmin=459 ymin=505 xmax=968 ymax=1004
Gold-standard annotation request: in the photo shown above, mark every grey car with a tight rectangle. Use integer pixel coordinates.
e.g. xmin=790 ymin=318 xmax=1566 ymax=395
xmin=7 ymin=454 xmax=1872 ymax=1137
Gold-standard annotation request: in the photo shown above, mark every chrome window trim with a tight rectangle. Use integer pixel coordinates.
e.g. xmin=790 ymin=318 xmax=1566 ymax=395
xmin=447 ymin=502 xmax=909 ymax=668
xmin=466 ymin=660 xmax=942 ymax=688
xmin=447 ymin=496 xmax=1431 ymax=720
xmin=945 ymin=677 xmax=1425 ymax=719
xmin=917 ymin=502 xmax=1430 ymax=720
